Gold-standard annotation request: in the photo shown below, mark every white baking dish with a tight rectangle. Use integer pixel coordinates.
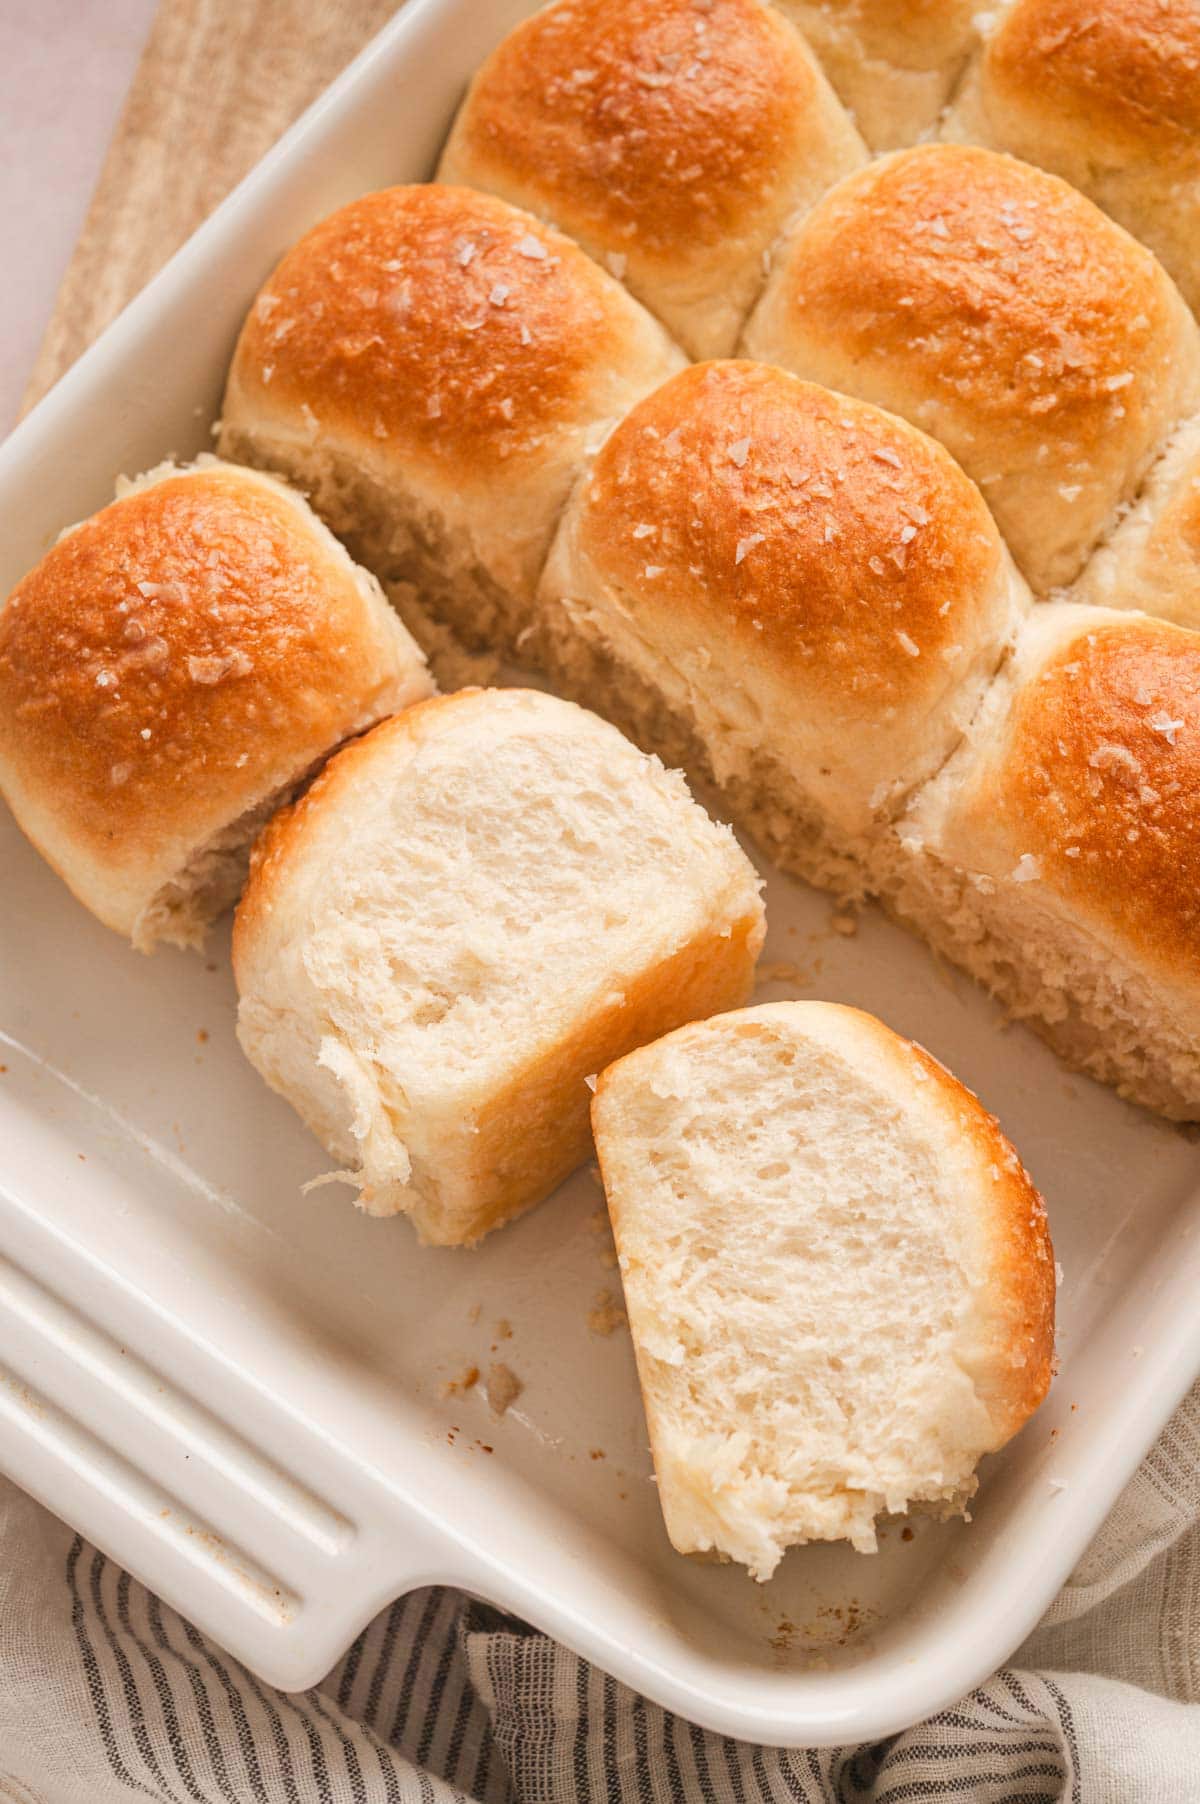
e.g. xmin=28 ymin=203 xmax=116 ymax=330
xmin=1 ymin=0 xmax=1199 ymax=1748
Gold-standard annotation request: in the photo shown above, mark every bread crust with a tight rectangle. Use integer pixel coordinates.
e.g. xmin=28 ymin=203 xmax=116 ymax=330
xmin=982 ymin=0 xmax=1200 ymax=157
xmin=743 ymin=144 xmax=1200 ymax=592
xmin=219 ymin=183 xmax=683 ymax=642
xmin=456 ymin=909 xmax=764 ymax=1245
xmin=222 ymin=182 xmax=682 ymax=505
xmin=438 ymin=0 xmax=865 ymax=357
xmin=938 ymin=611 xmax=1200 ymax=999
xmin=945 ymin=0 xmax=1200 ymax=312
xmin=575 ymin=360 xmax=1004 ymax=706
xmin=542 ymin=359 xmax=1027 ymax=847
xmin=0 ymin=461 xmax=429 ymax=946
xmin=790 ymin=0 xmax=978 ymax=69
xmin=899 ymin=1028 xmax=1055 ymax=1441
xmin=593 ymin=1000 xmax=1055 ymax=1570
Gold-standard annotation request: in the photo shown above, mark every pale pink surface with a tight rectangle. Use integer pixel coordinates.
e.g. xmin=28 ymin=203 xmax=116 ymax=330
xmin=0 ymin=0 xmax=157 ymax=430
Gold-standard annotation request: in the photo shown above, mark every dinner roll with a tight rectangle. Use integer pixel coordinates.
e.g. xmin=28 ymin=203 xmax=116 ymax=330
xmin=233 ymin=688 xmax=764 ymax=1246
xmin=540 ymin=360 xmax=1029 ymax=894
xmin=945 ymin=0 xmax=1200 ymax=316
xmin=778 ymin=0 xmax=980 ymax=149
xmin=1072 ymin=415 xmax=1200 ymax=631
xmin=438 ymin=0 xmax=866 ymax=359
xmin=592 ymin=1000 xmax=1055 ymax=1578
xmin=885 ymin=606 xmax=1200 ymax=1119
xmin=219 ymin=184 xmax=683 ymax=663
xmin=0 ymin=460 xmax=430 ymax=952
xmin=742 ymin=144 xmax=1200 ymax=594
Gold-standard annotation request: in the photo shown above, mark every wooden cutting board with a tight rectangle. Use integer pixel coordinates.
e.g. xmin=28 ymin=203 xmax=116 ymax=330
xmin=22 ymin=0 xmax=406 ymax=415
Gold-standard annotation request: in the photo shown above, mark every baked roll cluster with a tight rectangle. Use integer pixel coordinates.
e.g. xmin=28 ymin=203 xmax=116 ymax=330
xmin=24 ymin=0 xmax=1200 ymax=1569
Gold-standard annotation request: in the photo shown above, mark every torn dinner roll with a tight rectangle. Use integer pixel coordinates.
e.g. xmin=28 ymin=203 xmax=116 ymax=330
xmin=233 ymin=687 xmax=765 ymax=1246
xmin=592 ymin=1000 xmax=1055 ymax=1578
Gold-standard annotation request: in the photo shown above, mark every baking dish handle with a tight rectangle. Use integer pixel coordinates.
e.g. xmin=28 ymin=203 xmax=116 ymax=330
xmin=0 ymin=1198 xmax=449 ymax=1692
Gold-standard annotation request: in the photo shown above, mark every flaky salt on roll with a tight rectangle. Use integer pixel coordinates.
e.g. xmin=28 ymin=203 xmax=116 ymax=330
xmin=742 ymin=144 xmax=1200 ymax=594
xmin=541 ymin=360 xmax=1029 ymax=894
xmin=592 ymin=1001 xmax=1055 ymax=1579
xmin=438 ymin=0 xmax=865 ymax=359
xmin=0 ymin=460 xmax=431 ymax=951
xmin=233 ymin=688 xmax=764 ymax=1246
xmin=219 ymin=184 xmax=683 ymax=659
xmin=885 ymin=606 xmax=1200 ymax=1119
xmin=778 ymin=0 xmax=981 ymax=150
xmin=945 ymin=0 xmax=1200 ymax=315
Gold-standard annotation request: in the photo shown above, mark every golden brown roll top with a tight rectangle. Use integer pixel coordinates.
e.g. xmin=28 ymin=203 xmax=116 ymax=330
xmin=542 ymin=360 xmax=1029 ymax=848
xmin=0 ymin=461 xmax=431 ymax=950
xmin=892 ymin=604 xmax=1200 ymax=1115
xmin=945 ymin=0 xmax=1200 ymax=314
xmin=219 ymin=183 xmax=684 ymax=649
xmin=777 ymin=0 xmax=981 ymax=149
xmin=914 ymin=607 xmax=1200 ymax=997
xmin=438 ymin=0 xmax=866 ymax=359
xmin=742 ymin=144 xmax=1200 ymax=595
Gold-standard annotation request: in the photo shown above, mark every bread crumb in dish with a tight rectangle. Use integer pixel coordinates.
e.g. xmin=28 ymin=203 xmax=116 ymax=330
xmin=486 ymin=1363 xmax=524 ymax=1416
xmin=588 ymin=1289 xmax=627 ymax=1337
xmin=441 ymin=1365 xmax=480 ymax=1398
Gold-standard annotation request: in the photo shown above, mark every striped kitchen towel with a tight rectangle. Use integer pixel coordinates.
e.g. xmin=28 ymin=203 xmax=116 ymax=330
xmin=1 ymin=1382 xmax=1198 ymax=1803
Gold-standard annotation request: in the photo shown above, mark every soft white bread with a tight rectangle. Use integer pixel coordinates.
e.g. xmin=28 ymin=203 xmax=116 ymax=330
xmin=592 ymin=1000 xmax=1055 ymax=1579
xmin=539 ymin=360 xmax=1030 ymax=895
xmin=0 ymin=459 xmax=430 ymax=952
xmin=945 ymin=0 xmax=1200 ymax=316
xmin=218 ymin=184 xmax=684 ymax=661
xmin=883 ymin=605 xmax=1200 ymax=1120
xmin=437 ymin=0 xmax=866 ymax=361
xmin=1072 ymin=415 xmax=1200 ymax=631
xmin=777 ymin=0 xmax=980 ymax=150
xmin=233 ymin=688 xmax=765 ymax=1246
xmin=742 ymin=144 xmax=1200 ymax=594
